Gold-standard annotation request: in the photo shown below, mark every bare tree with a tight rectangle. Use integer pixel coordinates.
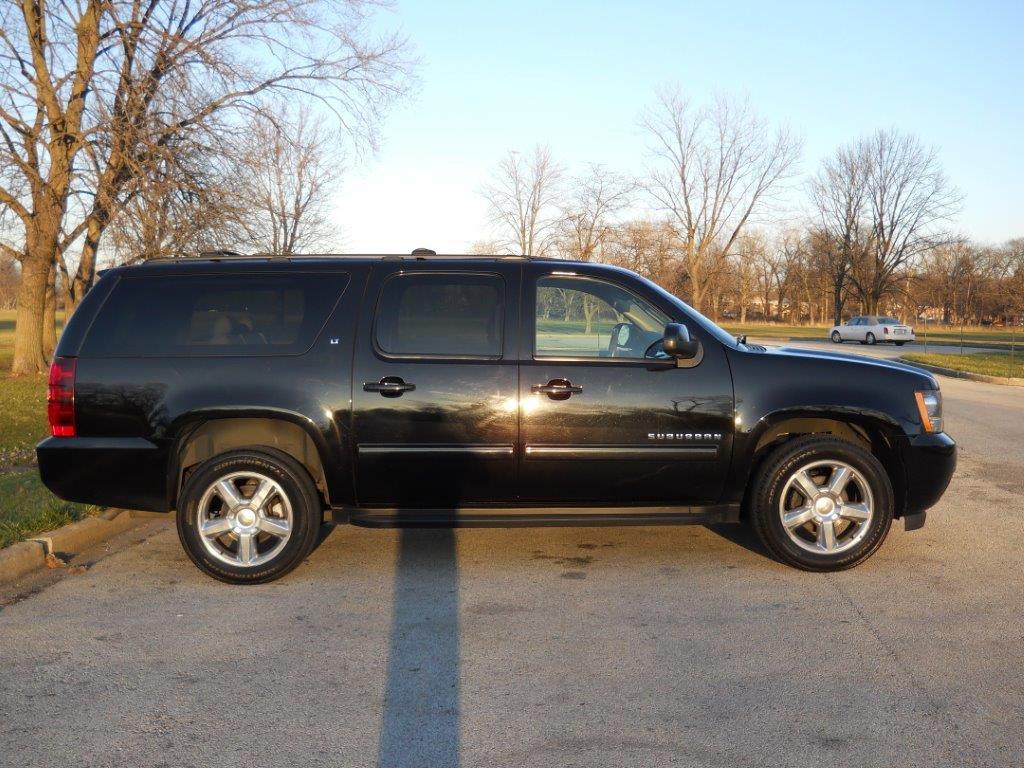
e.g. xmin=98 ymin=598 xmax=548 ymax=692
xmin=107 ymin=135 xmax=242 ymax=262
xmin=640 ymin=89 xmax=801 ymax=312
xmin=601 ymin=219 xmax=676 ymax=283
xmin=556 ymin=165 xmax=632 ymax=261
xmin=848 ymin=129 xmax=962 ymax=313
xmin=0 ymin=0 xmax=413 ymax=374
xmin=481 ymin=146 xmax=563 ymax=256
xmin=809 ymin=142 xmax=871 ymax=323
xmin=231 ymin=108 xmax=343 ymax=254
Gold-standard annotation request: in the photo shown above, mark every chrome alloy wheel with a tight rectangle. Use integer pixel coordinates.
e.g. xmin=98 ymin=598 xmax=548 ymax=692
xmin=778 ymin=460 xmax=874 ymax=555
xmin=196 ymin=471 xmax=293 ymax=567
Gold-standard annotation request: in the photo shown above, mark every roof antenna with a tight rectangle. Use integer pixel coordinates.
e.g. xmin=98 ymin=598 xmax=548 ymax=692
xmin=411 ymin=247 xmax=436 ymax=258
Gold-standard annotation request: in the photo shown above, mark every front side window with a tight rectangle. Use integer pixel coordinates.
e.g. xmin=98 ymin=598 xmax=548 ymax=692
xmin=535 ymin=275 xmax=669 ymax=359
xmin=82 ymin=273 xmax=348 ymax=357
xmin=374 ymin=273 xmax=503 ymax=358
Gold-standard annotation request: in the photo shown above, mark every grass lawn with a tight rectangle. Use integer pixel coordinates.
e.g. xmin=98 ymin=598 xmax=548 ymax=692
xmin=902 ymin=352 xmax=1024 ymax=379
xmin=0 ymin=470 xmax=100 ymax=549
xmin=0 ymin=309 xmax=100 ymax=547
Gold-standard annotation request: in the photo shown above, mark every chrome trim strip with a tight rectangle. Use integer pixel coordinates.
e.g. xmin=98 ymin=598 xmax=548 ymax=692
xmin=358 ymin=444 xmax=514 ymax=456
xmin=524 ymin=445 xmax=718 ymax=460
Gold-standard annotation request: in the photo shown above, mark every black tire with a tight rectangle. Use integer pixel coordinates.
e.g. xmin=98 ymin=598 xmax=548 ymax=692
xmin=176 ymin=448 xmax=323 ymax=584
xmin=749 ymin=435 xmax=893 ymax=571
xmin=830 ymin=331 xmax=842 ymax=343
xmin=895 ymin=341 xmax=906 ymax=346
xmin=865 ymin=332 xmax=876 ymax=345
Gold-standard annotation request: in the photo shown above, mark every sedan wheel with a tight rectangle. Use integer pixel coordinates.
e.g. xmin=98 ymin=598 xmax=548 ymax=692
xmin=866 ymin=332 xmax=876 ymax=345
xmin=831 ymin=331 xmax=842 ymax=343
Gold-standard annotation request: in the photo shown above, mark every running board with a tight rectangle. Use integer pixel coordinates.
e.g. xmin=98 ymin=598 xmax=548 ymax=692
xmin=333 ymin=504 xmax=740 ymax=528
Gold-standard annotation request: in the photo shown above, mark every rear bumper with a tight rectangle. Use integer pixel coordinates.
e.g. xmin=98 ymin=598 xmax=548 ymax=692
xmin=36 ymin=436 xmax=172 ymax=512
xmin=897 ymin=431 xmax=956 ymax=516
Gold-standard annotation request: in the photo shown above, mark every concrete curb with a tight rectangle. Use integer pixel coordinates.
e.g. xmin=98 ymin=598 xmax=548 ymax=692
xmin=899 ymin=358 xmax=1024 ymax=387
xmin=0 ymin=509 xmax=139 ymax=585
xmin=0 ymin=540 xmax=48 ymax=583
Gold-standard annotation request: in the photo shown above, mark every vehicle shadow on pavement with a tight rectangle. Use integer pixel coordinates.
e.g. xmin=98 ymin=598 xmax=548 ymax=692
xmin=377 ymin=526 xmax=460 ymax=768
xmin=704 ymin=521 xmax=771 ymax=560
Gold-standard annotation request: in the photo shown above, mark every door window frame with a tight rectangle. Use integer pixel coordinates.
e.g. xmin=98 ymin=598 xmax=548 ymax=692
xmin=370 ymin=269 xmax=508 ymax=362
xmin=528 ymin=271 xmax=676 ymax=366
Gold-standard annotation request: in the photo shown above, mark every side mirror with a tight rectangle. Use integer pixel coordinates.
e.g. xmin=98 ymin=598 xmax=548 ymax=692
xmin=662 ymin=323 xmax=700 ymax=360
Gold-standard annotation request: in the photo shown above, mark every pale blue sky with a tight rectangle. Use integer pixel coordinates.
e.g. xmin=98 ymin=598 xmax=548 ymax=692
xmin=333 ymin=0 xmax=1023 ymax=252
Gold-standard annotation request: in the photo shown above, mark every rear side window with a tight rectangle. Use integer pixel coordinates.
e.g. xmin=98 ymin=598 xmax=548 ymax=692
xmin=82 ymin=273 xmax=348 ymax=357
xmin=374 ymin=273 xmax=503 ymax=358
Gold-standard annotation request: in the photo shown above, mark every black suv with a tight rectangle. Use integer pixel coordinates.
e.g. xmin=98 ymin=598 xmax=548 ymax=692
xmin=38 ymin=253 xmax=956 ymax=583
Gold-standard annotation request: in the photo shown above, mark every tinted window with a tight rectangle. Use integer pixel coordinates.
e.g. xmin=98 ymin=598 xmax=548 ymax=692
xmin=375 ymin=273 xmax=503 ymax=357
xmin=83 ymin=273 xmax=347 ymax=357
xmin=879 ymin=317 xmax=899 ymax=324
xmin=535 ymin=275 xmax=668 ymax=359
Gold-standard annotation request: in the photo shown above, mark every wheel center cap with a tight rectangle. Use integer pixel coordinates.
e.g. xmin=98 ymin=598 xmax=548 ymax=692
xmin=814 ymin=497 xmax=836 ymax=516
xmin=237 ymin=508 xmax=257 ymax=527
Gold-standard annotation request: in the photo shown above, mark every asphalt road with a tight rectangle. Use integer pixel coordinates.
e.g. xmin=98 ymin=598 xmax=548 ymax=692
xmin=1 ymin=346 xmax=1022 ymax=768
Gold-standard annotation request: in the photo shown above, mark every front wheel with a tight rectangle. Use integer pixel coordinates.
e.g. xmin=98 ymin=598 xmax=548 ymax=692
xmin=830 ymin=331 xmax=842 ymax=343
xmin=749 ymin=436 xmax=893 ymax=571
xmin=895 ymin=341 xmax=906 ymax=346
xmin=176 ymin=449 xmax=322 ymax=584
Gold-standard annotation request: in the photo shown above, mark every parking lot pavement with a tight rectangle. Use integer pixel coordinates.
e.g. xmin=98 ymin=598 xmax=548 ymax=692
xmin=2 ymin=373 xmax=1023 ymax=768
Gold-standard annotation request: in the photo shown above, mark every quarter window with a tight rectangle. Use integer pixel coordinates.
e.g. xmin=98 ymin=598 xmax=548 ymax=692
xmin=82 ymin=273 xmax=348 ymax=357
xmin=374 ymin=273 xmax=504 ymax=358
xmin=535 ymin=275 xmax=669 ymax=359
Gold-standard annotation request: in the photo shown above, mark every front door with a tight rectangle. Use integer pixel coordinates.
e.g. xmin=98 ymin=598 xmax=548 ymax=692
xmin=352 ymin=264 xmax=519 ymax=507
xmin=518 ymin=266 xmax=734 ymax=505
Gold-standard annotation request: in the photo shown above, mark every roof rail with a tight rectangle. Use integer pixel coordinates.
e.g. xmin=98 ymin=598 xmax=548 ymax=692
xmin=140 ymin=252 xmax=538 ymax=263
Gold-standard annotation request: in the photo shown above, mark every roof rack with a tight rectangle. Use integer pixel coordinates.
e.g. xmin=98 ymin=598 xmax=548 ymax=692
xmin=143 ymin=249 xmax=540 ymax=264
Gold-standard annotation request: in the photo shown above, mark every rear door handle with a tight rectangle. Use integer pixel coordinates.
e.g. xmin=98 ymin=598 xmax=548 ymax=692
xmin=531 ymin=379 xmax=583 ymax=400
xmin=364 ymin=377 xmax=416 ymax=397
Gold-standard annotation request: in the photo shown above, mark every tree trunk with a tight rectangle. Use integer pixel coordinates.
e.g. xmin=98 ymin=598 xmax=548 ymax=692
xmin=11 ymin=255 xmax=51 ymax=375
xmin=832 ymin=289 xmax=844 ymax=326
xmin=42 ymin=261 xmax=57 ymax=359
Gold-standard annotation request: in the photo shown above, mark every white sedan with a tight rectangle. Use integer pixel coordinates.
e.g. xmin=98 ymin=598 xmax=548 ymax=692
xmin=829 ymin=315 xmax=916 ymax=346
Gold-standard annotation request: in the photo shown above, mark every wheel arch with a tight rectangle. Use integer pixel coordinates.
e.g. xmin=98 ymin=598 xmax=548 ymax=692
xmin=172 ymin=415 xmax=333 ymax=510
xmin=739 ymin=410 xmax=907 ymax=519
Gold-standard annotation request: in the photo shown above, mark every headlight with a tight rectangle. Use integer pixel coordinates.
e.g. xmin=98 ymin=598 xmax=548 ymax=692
xmin=914 ymin=390 xmax=943 ymax=433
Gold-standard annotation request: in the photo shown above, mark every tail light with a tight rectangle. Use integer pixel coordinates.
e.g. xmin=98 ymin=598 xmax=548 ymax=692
xmin=47 ymin=357 xmax=76 ymax=437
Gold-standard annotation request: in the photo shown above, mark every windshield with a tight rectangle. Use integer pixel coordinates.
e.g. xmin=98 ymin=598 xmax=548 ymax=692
xmin=634 ymin=273 xmax=740 ymax=348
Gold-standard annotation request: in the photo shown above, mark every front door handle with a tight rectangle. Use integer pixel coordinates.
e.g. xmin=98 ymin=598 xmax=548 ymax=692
xmin=364 ymin=376 xmax=416 ymax=397
xmin=531 ymin=378 xmax=583 ymax=400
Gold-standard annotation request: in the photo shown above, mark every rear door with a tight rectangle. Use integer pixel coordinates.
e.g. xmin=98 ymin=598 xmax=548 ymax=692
xmin=351 ymin=262 xmax=520 ymax=507
xmin=517 ymin=264 xmax=734 ymax=506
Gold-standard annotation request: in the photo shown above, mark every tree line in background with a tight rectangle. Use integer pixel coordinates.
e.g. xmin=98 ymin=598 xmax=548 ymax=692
xmin=2 ymin=4 xmax=1022 ymax=377
xmin=0 ymin=0 xmax=413 ymax=374
xmin=478 ymin=90 xmax=1023 ymax=328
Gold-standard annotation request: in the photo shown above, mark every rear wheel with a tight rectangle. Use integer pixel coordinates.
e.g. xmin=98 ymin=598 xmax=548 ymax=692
xmin=177 ymin=449 xmax=322 ymax=584
xmin=866 ymin=332 xmax=876 ymax=345
xmin=895 ymin=341 xmax=906 ymax=346
xmin=749 ymin=436 xmax=893 ymax=571
xmin=830 ymin=331 xmax=842 ymax=343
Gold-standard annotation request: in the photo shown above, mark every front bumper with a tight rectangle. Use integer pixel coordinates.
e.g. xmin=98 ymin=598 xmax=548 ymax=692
xmin=37 ymin=436 xmax=172 ymax=512
xmin=897 ymin=431 xmax=956 ymax=516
